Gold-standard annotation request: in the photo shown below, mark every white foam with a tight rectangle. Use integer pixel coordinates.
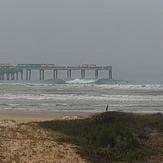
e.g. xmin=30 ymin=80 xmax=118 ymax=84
xmin=1 ymin=93 xmax=163 ymax=102
xmin=0 ymin=82 xmax=56 ymax=87
xmin=66 ymin=79 xmax=95 ymax=84
xmin=95 ymin=84 xmax=163 ymax=90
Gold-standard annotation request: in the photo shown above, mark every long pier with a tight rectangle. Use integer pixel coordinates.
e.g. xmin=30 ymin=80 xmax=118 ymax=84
xmin=0 ymin=64 xmax=112 ymax=81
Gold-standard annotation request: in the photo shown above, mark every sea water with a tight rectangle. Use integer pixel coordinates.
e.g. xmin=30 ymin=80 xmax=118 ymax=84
xmin=0 ymin=79 xmax=163 ymax=113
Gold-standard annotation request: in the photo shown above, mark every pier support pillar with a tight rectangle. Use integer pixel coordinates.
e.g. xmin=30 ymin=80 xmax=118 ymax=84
xmin=56 ymin=70 xmax=58 ymax=79
xmin=40 ymin=70 xmax=42 ymax=80
xmin=67 ymin=70 xmax=72 ymax=79
xmin=81 ymin=69 xmax=85 ymax=79
xmin=21 ymin=71 xmax=23 ymax=80
xmin=1 ymin=73 xmax=4 ymax=80
xmin=29 ymin=69 xmax=31 ymax=80
xmin=53 ymin=69 xmax=55 ymax=80
xmin=109 ymin=67 xmax=112 ymax=80
xmin=26 ymin=69 xmax=32 ymax=80
xmin=42 ymin=70 xmax=44 ymax=80
xmin=26 ymin=70 xmax=29 ymax=80
xmin=16 ymin=72 xmax=19 ymax=80
xmin=53 ymin=70 xmax=58 ymax=80
xmin=95 ymin=70 xmax=99 ymax=79
xmin=13 ymin=73 xmax=15 ymax=80
xmin=7 ymin=73 xmax=10 ymax=80
xmin=11 ymin=73 xmax=15 ymax=80
xmin=0 ymin=74 xmax=2 ymax=80
xmin=40 ymin=69 xmax=45 ymax=80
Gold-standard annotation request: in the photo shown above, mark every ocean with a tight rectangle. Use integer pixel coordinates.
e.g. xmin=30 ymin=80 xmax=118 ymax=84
xmin=0 ymin=79 xmax=163 ymax=113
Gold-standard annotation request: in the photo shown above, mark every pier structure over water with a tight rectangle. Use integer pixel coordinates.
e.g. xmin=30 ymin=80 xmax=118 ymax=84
xmin=0 ymin=64 xmax=112 ymax=81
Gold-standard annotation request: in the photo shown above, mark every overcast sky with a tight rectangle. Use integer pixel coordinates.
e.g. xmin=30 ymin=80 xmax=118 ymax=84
xmin=0 ymin=0 xmax=163 ymax=82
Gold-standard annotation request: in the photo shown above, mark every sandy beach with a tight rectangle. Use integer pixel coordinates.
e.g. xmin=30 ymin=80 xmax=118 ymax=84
xmin=0 ymin=110 xmax=94 ymax=163
xmin=0 ymin=110 xmax=163 ymax=162
xmin=0 ymin=110 xmax=94 ymax=123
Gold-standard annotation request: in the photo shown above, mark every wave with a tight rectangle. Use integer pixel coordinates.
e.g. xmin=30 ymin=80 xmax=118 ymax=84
xmin=1 ymin=93 xmax=163 ymax=102
xmin=66 ymin=78 xmax=124 ymax=84
xmin=95 ymin=78 xmax=128 ymax=84
xmin=66 ymin=79 xmax=95 ymax=84
xmin=95 ymin=84 xmax=163 ymax=90
xmin=1 ymin=80 xmax=163 ymax=90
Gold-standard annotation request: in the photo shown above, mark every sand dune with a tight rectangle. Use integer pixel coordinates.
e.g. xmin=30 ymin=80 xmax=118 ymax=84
xmin=0 ymin=120 xmax=86 ymax=163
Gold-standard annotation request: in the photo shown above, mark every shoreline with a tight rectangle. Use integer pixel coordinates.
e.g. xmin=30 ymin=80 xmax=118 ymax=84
xmin=0 ymin=109 xmax=162 ymax=123
xmin=0 ymin=110 xmax=94 ymax=123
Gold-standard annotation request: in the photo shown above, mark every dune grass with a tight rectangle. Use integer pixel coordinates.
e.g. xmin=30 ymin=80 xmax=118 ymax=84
xmin=39 ymin=112 xmax=163 ymax=162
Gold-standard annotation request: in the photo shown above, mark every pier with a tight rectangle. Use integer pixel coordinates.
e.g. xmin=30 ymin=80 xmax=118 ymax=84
xmin=0 ymin=64 xmax=112 ymax=80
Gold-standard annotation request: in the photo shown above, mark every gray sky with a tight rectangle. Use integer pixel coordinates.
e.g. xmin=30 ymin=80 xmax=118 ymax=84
xmin=0 ymin=0 xmax=163 ymax=82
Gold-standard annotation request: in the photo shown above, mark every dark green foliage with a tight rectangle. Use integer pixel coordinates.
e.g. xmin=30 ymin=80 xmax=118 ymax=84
xmin=39 ymin=112 xmax=162 ymax=162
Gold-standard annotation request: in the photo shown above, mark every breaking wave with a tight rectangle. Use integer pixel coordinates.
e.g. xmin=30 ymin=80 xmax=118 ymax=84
xmin=66 ymin=79 xmax=95 ymax=84
xmin=95 ymin=84 xmax=163 ymax=90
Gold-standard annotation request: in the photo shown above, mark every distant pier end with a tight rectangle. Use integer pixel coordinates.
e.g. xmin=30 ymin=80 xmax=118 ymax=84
xmin=0 ymin=64 xmax=112 ymax=81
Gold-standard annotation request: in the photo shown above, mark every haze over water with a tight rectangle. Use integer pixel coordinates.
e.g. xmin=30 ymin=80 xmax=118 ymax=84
xmin=1 ymin=80 xmax=163 ymax=113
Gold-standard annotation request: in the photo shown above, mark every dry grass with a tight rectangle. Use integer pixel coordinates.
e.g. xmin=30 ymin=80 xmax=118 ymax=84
xmin=0 ymin=120 xmax=85 ymax=163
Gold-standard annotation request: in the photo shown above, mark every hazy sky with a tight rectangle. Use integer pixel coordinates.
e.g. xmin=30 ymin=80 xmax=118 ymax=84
xmin=0 ymin=0 xmax=163 ymax=82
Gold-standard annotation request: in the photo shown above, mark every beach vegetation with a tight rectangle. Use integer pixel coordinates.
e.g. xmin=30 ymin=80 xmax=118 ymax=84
xmin=39 ymin=112 xmax=163 ymax=162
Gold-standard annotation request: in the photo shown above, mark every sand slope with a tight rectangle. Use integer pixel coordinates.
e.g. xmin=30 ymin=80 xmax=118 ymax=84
xmin=0 ymin=120 xmax=85 ymax=163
